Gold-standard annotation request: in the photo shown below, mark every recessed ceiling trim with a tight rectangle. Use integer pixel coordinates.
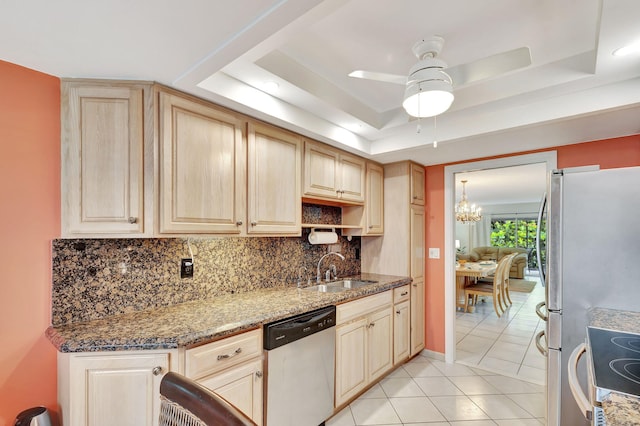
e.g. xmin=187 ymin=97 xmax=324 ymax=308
xmin=197 ymin=72 xmax=372 ymax=155
xmin=256 ymin=50 xmax=385 ymax=128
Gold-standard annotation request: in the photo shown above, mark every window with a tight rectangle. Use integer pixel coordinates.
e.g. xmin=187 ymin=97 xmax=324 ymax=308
xmin=490 ymin=216 xmax=545 ymax=269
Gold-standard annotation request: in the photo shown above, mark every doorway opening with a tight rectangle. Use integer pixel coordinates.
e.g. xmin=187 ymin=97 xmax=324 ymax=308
xmin=444 ymin=152 xmax=556 ymax=383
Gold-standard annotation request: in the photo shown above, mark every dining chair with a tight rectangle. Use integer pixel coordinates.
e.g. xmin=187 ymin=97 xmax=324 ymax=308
xmin=463 ymin=256 xmax=509 ymax=317
xmin=159 ymin=371 xmax=256 ymax=426
xmin=500 ymin=253 xmax=518 ymax=310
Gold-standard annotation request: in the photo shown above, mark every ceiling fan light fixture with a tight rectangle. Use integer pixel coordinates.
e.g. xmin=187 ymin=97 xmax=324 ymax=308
xmin=402 ymin=78 xmax=454 ymax=118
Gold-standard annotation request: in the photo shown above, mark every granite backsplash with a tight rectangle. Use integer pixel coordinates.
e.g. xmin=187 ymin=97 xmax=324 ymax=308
xmin=52 ymin=204 xmax=361 ymax=326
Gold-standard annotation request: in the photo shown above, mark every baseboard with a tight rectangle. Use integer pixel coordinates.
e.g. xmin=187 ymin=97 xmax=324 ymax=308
xmin=419 ymin=348 xmax=444 ymax=361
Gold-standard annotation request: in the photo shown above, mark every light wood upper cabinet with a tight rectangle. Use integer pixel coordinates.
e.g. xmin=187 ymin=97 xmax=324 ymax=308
xmin=303 ymin=140 xmax=365 ymax=204
xmin=158 ymin=90 xmax=246 ymax=234
xmin=410 ymin=162 xmax=425 ymax=205
xmin=342 ymin=161 xmax=384 ymax=236
xmin=61 ymin=81 xmax=148 ymax=236
xmin=365 ymin=162 xmax=384 ymax=234
xmin=247 ymin=122 xmax=301 ymax=235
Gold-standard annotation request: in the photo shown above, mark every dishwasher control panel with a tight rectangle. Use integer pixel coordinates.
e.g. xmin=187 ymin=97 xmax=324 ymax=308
xmin=263 ymin=305 xmax=336 ymax=350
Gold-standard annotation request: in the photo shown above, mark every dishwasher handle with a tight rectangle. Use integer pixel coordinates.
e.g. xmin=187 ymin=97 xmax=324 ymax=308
xmin=568 ymin=343 xmax=593 ymax=421
xmin=264 ymin=305 xmax=336 ymax=350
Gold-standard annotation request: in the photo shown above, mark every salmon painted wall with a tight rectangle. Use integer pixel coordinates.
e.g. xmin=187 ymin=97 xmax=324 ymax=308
xmin=0 ymin=60 xmax=60 ymax=423
xmin=424 ymin=135 xmax=640 ymax=353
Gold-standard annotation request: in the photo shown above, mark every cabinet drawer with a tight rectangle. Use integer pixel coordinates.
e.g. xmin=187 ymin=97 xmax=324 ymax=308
xmin=393 ymin=285 xmax=410 ymax=303
xmin=185 ymin=328 xmax=262 ymax=380
xmin=337 ymin=291 xmax=392 ymax=324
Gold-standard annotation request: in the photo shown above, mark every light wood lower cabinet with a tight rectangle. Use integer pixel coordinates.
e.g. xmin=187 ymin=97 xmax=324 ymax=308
xmin=335 ymin=291 xmax=393 ymax=407
xmin=184 ymin=328 xmax=263 ymax=426
xmin=410 ymin=280 xmax=426 ymax=356
xmin=58 ymin=350 xmax=175 ymax=426
xmin=197 ymin=358 xmax=263 ymax=425
xmin=393 ymin=285 xmax=411 ymax=364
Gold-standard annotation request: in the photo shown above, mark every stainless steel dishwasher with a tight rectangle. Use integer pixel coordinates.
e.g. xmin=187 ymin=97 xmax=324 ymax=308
xmin=263 ymin=305 xmax=336 ymax=426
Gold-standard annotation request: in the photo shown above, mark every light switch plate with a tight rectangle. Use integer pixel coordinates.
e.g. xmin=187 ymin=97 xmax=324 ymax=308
xmin=428 ymin=248 xmax=440 ymax=259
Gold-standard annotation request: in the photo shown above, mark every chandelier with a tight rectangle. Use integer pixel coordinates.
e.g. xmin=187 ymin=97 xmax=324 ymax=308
xmin=456 ymin=180 xmax=482 ymax=223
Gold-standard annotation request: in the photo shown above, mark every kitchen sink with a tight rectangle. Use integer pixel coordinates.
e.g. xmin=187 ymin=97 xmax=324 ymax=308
xmin=302 ymin=279 xmax=378 ymax=293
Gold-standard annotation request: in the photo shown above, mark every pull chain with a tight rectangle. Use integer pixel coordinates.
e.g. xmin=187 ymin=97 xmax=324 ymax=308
xmin=433 ymin=115 xmax=438 ymax=148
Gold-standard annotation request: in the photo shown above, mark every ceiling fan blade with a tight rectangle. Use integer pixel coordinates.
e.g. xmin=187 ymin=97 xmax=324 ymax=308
xmin=348 ymin=70 xmax=406 ymax=85
xmin=447 ymin=46 xmax=532 ymax=87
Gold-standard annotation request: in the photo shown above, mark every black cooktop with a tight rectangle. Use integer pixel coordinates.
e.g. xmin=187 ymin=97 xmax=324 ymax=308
xmin=587 ymin=326 xmax=640 ymax=398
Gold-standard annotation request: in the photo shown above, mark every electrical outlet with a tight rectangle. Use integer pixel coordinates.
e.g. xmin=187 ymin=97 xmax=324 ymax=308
xmin=181 ymin=258 xmax=193 ymax=278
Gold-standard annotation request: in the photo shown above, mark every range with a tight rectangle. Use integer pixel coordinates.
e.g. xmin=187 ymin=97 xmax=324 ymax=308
xmin=587 ymin=326 xmax=640 ymax=400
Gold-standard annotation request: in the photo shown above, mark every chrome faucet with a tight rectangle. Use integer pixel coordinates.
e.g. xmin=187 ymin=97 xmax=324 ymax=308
xmin=317 ymin=252 xmax=345 ymax=282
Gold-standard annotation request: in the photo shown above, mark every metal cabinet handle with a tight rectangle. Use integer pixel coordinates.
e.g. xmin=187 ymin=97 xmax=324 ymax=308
xmin=412 ymin=283 xmax=417 ymax=287
xmin=535 ymin=330 xmax=548 ymax=356
xmin=367 ymin=322 xmax=376 ymax=328
xmin=400 ymin=291 xmax=408 ymax=296
xmin=152 ymin=366 xmax=163 ymax=376
xmin=396 ymin=310 xmax=401 ymax=315
xmin=255 ymin=371 xmax=263 ymax=379
xmin=217 ymin=347 xmax=242 ymax=361
xmin=236 ymin=221 xmax=243 ymax=226
xmin=251 ymin=222 xmax=257 ymax=226
xmin=128 ymin=217 xmax=137 ymax=224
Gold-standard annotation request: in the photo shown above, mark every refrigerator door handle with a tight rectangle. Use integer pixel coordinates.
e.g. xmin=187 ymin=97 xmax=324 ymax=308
xmin=535 ymin=330 xmax=548 ymax=356
xmin=535 ymin=301 xmax=548 ymax=321
xmin=568 ymin=343 xmax=593 ymax=421
xmin=536 ymin=192 xmax=547 ymax=287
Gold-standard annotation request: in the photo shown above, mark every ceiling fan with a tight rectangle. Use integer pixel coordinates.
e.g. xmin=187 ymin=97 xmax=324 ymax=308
xmin=349 ymin=36 xmax=531 ymax=118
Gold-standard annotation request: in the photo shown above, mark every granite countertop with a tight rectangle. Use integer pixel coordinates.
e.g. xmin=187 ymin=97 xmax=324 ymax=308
xmin=589 ymin=307 xmax=640 ymax=426
xmin=46 ymin=273 xmax=411 ymax=353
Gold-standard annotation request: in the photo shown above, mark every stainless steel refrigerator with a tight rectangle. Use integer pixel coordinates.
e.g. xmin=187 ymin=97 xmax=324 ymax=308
xmin=535 ymin=166 xmax=640 ymax=426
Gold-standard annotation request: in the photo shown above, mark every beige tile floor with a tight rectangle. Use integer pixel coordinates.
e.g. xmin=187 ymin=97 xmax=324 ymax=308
xmin=327 ymin=352 xmax=546 ymax=425
xmin=327 ymin=274 xmax=547 ymax=426
xmin=455 ymin=274 xmax=546 ymax=385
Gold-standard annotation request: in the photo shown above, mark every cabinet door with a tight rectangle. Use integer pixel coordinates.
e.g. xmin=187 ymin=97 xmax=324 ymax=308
xmin=410 ymin=280 xmax=426 ymax=356
xmin=393 ymin=300 xmax=411 ymax=364
xmin=62 ymin=83 xmax=145 ymax=236
xmin=410 ymin=205 xmax=425 ymax=280
xmin=247 ymin=122 xmax=301 ymax=235
xmin=159 ymin=91 xmax=245 ymax=233
xmin=367 ymin=307 xmax=393 ymax=383
xmin=335 ymin=317 xmax=367 ymax=407
xmin=303 ymin=140 xmax=340 ymax=199
xmin=198 ymin=358 xmax=263 ymax=426
xmin=339 ymin=153 xmax=366 ymax=203
xmin=365 ymin=162 xmax=384 ymax=234
xmin=68 ymin=352 xmax=169 ymax=426
xmin=410 ymin=162 xmax=425 ymax=205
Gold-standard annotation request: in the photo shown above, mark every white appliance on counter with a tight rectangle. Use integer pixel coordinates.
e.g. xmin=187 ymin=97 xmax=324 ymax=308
xmin=534 ymin=166 xmax=640 ymax=426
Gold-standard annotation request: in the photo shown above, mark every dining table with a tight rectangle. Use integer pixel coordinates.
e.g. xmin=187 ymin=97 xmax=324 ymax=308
xmin=456 ymin=261 xmax=498 ymax=312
